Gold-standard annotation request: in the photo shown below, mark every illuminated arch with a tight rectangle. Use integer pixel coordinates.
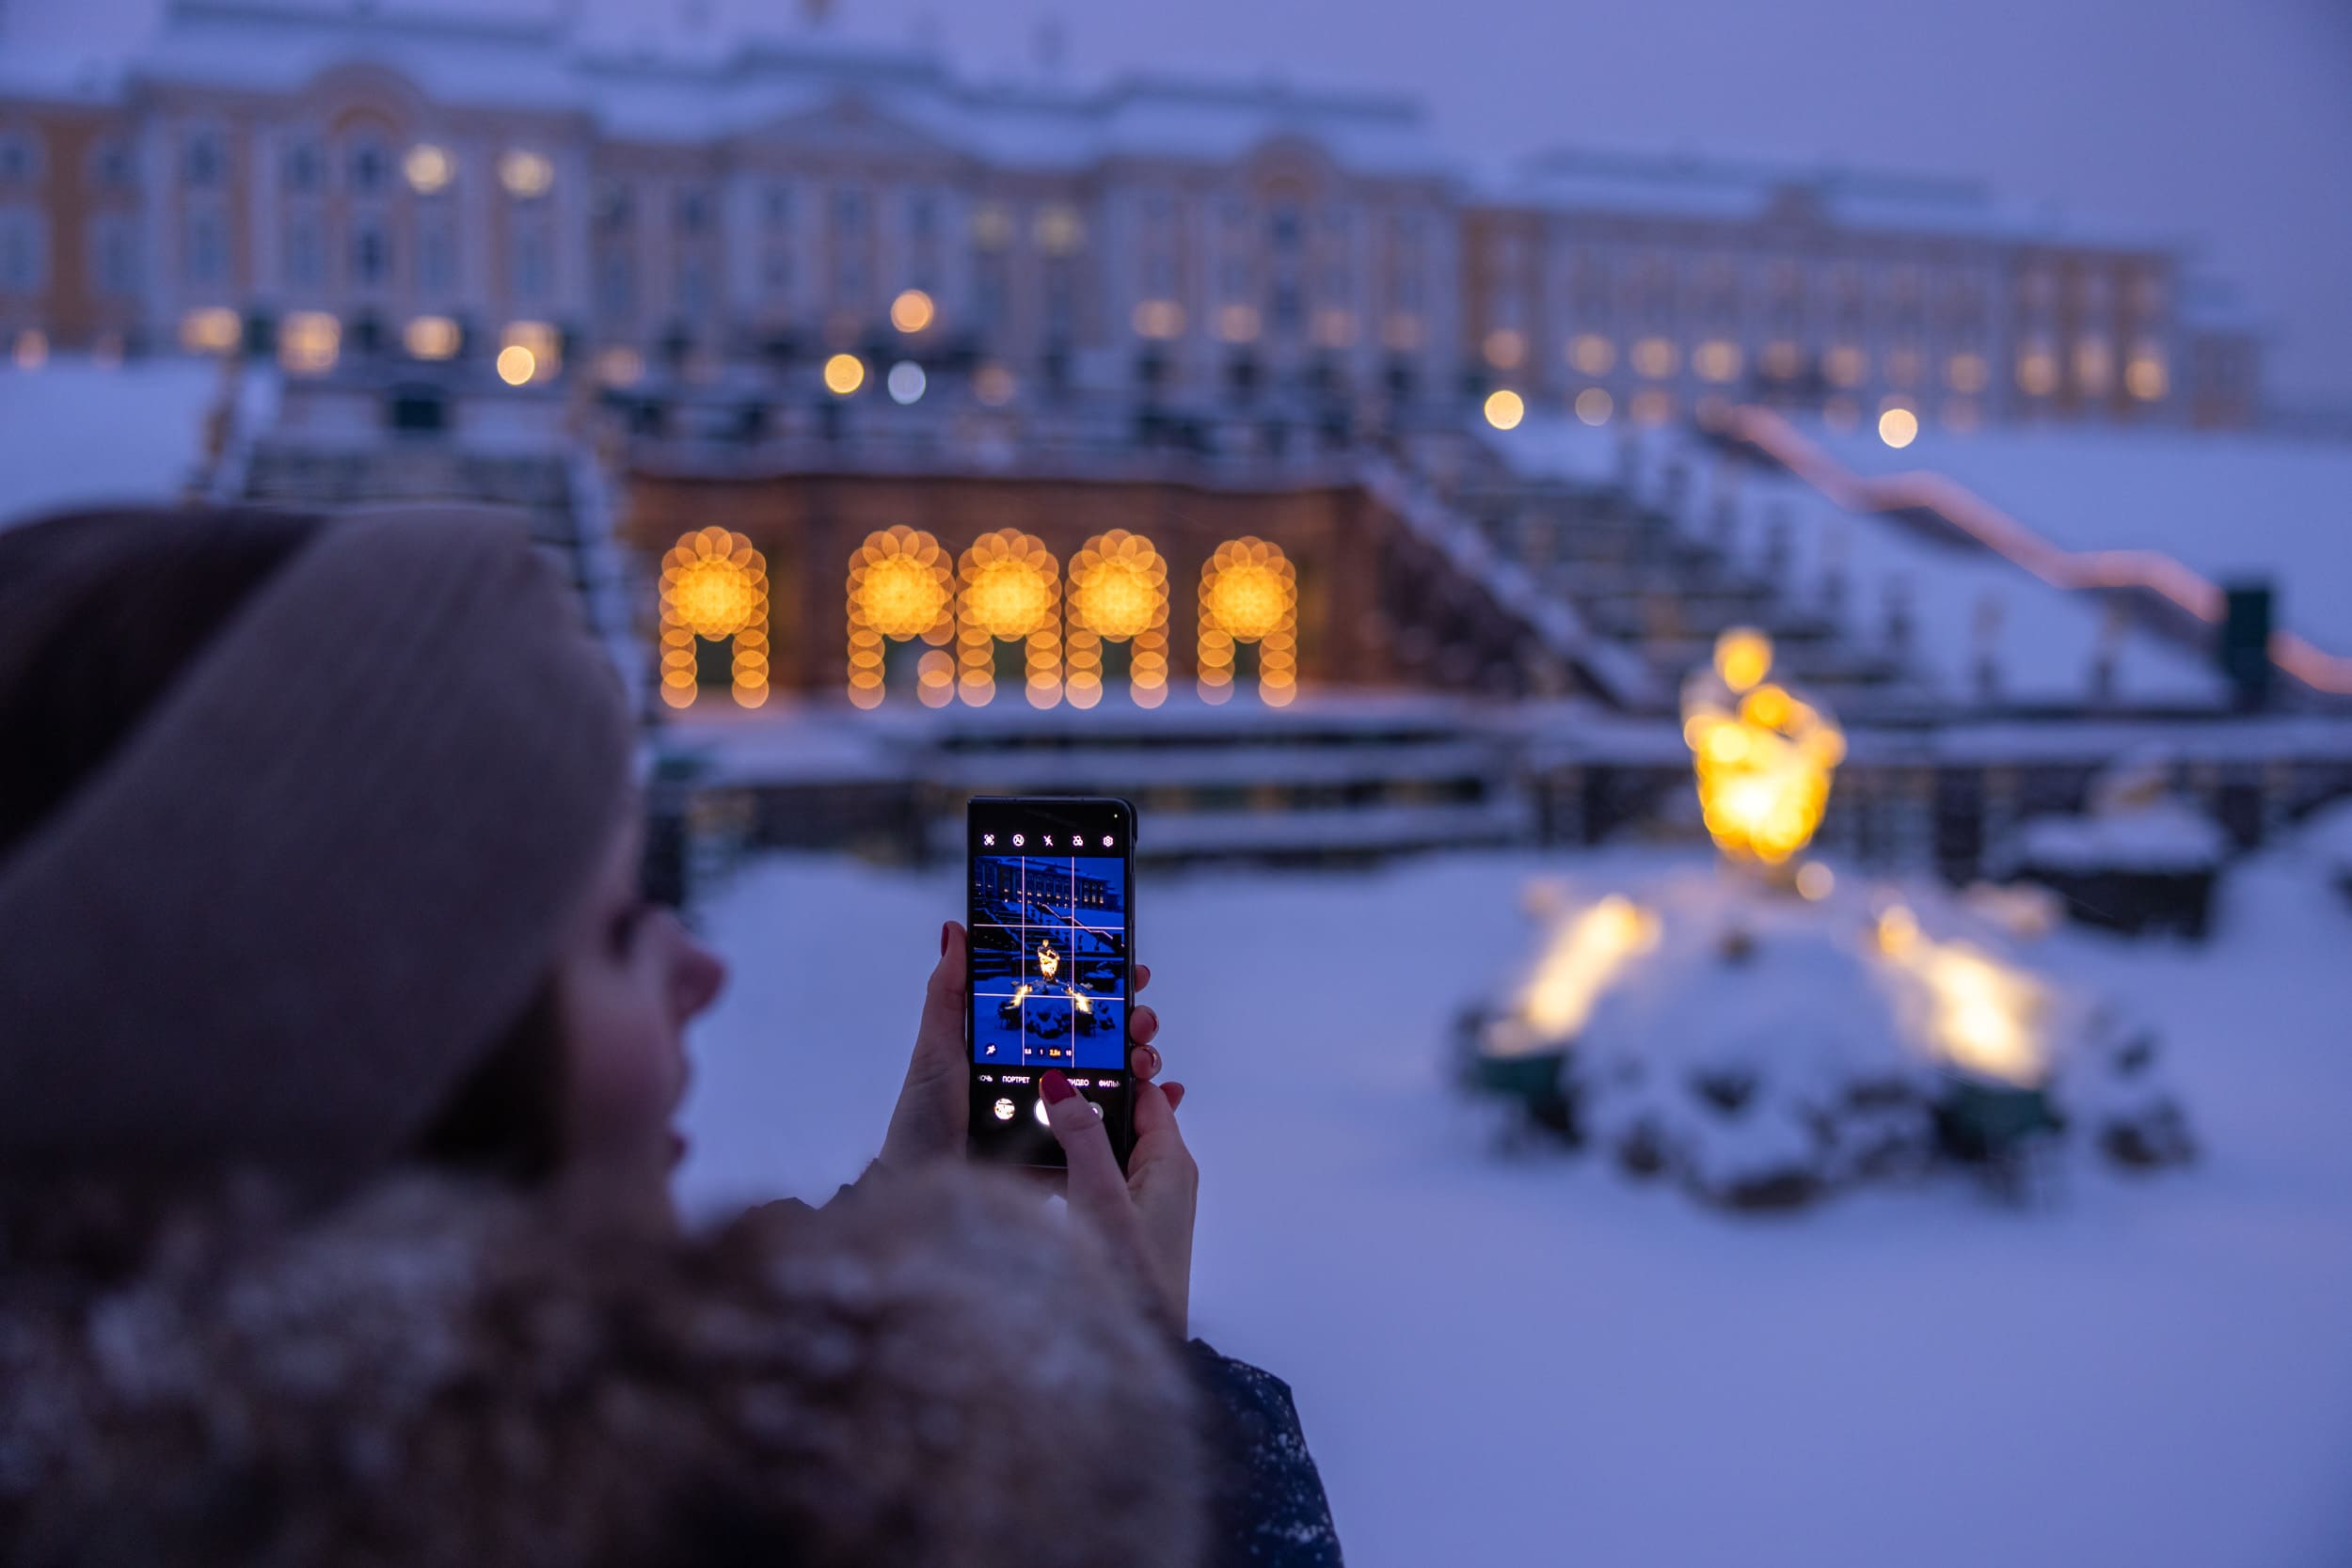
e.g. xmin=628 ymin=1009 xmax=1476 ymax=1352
xmin=956 ymin=529 xmax=1062 ymax=707
xmin=659 ymin=526 xmax=769 ymax=708
xmin=846 ymin=526 xmax=954 ymax=709
xmin=1066 ymin=530 xmax=1169 ymax=709
xmin=1198 ymin=537 xmax=1297 ymax=706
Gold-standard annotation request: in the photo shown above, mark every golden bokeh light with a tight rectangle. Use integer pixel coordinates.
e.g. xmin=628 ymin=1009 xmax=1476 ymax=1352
xmin=180 ymin=307 xmax=241 ymax=355
xmin=495 ymin=345 xmax=535 ymax=386
xmin=1199 ymin=537 xmax=1297 ymax=706
xmin=497 ymin=148 xmax=553 ymax=198
xmin=957 ymin=529 xmax=1061 ymax=708
xmin=1878 ymin=405 xmax=1920 ymax=448
xmin=1575 ymin=387 xmax=1613 ymax=425
xmin=1483 ymin=388 xmax=1524 ymax=431
xmin=823 ymin=353 xmax=866 ymax=396
xmin=1484 ymin=328 xmax=1526 ymax=370
xmin=847 ymin=526 xmax=954 ymax=708
xmin=1513 ymin=895 xmax=1660 ymax=1047
xmin=404 ymin=315 xmax=460 ymax=360
xmin=403 ymin=143 xmax=453 ymax=195
xmin=1875 ymin=905 xmax=2045 ymax=1084
xmin=660 ymin=527 xmax=770 ymax=709
xmin=1132 ymin=299 xmax=1185 ymax=340
xmin=890 ymin=289 xmax=935 ymax=334
xmin=1067 ymin=531 xmax=1169 ymax=709
xmin=278 ymin=310 xmax=340 ymax=375
xmin=1568 ymin=334 xmax=1615 ymax=375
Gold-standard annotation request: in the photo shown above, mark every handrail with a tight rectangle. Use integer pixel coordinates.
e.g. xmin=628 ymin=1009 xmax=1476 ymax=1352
xmin=1723 ymin=404 xmax=2352 ymax=696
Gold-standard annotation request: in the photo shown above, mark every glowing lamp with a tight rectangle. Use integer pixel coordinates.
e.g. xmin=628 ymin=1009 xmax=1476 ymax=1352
xmin=890 ymin=289 xmax=935 ymax=334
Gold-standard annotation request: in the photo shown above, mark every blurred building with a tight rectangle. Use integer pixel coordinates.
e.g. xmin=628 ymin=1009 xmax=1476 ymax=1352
xmin=0 ymin=0 xmax=2259 ymax=430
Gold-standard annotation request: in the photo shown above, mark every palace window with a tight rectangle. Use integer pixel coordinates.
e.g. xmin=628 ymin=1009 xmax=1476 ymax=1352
xmin=183 ymin=210 xmax=225 ymax=286
xmin=285 ymin=217 xmax=323 ymax=288
xmin=0 ymin=208 xmax=45 ymax=291
xmin=421 ymin=221 xmax=456 ymax=294
xmin=351 ymin=221 xmax=389 ymax=288
xmin=91 ymin=214 xmax=138 ymax=294
xmin=91 ymin=137 xmax=136 ymax=190
xmin=282 ymin=141 xmax=323 ymax=194
xmin=183 ymin=131 xmax=225 ymax=188
xmin=0 ymin=132 xmax=39 ymax=185
xmin=349 ymin=138 xmax=389 ymax=196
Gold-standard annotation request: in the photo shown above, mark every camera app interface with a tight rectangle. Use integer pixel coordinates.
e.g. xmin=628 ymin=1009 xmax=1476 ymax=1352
xmin=969 ymin=838 xmax=1128 ymax=1070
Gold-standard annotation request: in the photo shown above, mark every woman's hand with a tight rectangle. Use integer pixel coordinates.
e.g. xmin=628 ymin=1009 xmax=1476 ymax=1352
xmin=1041 ymin=1066 xmax=1197 ymax=1338
xmin=878 ymin=921 xmax=1163 ymax=1172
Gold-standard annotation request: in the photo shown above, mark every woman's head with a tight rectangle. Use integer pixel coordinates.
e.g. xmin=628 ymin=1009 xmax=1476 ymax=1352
xmin=0 ymin=505 xmax=721 ymax=1212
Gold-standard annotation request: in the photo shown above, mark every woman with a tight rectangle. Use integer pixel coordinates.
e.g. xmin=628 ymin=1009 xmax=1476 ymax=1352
xmin=0 ymin=505 xmax=1341 ymax=1567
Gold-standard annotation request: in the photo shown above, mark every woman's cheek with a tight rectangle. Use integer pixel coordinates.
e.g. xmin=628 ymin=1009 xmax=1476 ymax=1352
xmin=567 ymin=972 xmax=682 ymax=1156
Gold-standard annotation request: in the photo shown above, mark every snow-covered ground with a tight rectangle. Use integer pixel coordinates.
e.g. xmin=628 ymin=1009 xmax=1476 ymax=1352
xmin=679 ymin=841 xmax=2352 ymax=1567
xmin=1807 ymin=421 xmax=2352 ymax=660
xmin=0 ymin=357 xmax=272 ymax=528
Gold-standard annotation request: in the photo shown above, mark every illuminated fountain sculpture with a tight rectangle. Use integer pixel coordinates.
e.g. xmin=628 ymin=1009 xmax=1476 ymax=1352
xmin=1461 ymin=627 xmax=2191 ymax=1209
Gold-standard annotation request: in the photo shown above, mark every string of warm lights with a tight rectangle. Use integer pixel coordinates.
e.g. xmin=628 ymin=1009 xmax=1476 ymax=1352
xmin=659 ymin=526 xmax=769 ymax=709
xmin=845 ymin=525 xmax=955 ymax=709
xmin=957 ymin=529 xmax=1062 ymax=708
xmin=1065 ymin=530 xmax=1169 ymax=709
xmin=1197 ymin=536 xmax=1297 ymax=706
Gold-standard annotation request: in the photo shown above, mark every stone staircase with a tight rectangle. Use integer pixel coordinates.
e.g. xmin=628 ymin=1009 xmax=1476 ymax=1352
xmin=1434 ymin=436 xmax=1915 ymax=707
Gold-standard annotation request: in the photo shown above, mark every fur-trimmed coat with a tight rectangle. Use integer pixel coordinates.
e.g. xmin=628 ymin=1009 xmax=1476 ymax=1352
xmin=0 ymin=1168 xmax=1220 ymax=1568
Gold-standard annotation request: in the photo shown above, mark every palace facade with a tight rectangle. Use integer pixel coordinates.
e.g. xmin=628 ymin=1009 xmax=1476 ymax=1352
xmin=0 ymin=0 xmax=2264 ymax=432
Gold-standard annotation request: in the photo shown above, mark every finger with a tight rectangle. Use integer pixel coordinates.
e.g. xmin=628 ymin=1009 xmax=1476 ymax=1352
xmin=913 ymin=922 xmax=967 ymax=1069
xmin=1041 ymin=1070 xmax=1131 ymax=1237
xmin=1129 ymin=1042 xmax=1162 ymax=1081
xmin=1136 ymin=963 xmax=1152 ymax=994
xmin=1133 ymin=1077 xmax=1186 ymax=1141
xmin=1129 ymin=1005 xmax=1159 ymax=1048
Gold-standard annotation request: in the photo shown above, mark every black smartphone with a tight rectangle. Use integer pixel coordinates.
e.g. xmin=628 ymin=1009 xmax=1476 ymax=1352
xmin=965 ymin=796 xmax=1137 ymax=1172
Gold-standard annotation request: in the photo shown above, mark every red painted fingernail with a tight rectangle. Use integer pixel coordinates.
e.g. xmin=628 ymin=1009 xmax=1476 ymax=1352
xmin=940 ymin=921 xmax=952 ymax=955
xmin=1041 ymin=1069 xmax=1075 ymax=1104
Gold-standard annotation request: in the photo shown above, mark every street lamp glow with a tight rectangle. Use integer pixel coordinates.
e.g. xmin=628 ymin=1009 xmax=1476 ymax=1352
xmin=886 ymin=360 xmax=926 ymax=404
xmin=890 ymin=289 xmax=935 ymax=334
xmin=824 ymin=353 xmax=866 ymax=396
xmin=404 ymin=143 xmax=453 ymax=195
xmin=496 ymin=345 xmax=535 ymax=386
xmin=1878 ymin=405 xmax=1920 ymax=448
xmin=1483 ymin=388 xmax=1525 ymax=431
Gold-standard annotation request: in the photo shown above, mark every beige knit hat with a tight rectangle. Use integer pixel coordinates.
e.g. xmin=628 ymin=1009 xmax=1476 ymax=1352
xmin=0 ymin=507 xmax=636 ymax=1175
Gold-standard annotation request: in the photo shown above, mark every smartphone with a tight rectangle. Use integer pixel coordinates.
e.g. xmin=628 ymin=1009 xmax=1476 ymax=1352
xmin=965 ymin=796 xmax=1137 ymax=1172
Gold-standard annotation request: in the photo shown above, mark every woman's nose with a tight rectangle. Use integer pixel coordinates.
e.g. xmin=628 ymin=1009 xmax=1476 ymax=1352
xmin=665 ymin=912 xmax=728 ymax=1020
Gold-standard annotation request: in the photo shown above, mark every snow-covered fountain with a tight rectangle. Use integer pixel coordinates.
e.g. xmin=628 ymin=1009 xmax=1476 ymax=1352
xmin=1462 ymin=629 xmax=2194 ymax=1208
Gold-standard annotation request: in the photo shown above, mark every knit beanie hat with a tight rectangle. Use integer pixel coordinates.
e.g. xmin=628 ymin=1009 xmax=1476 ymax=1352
xmin=0 ymin=507 xmax=636 ymax=1176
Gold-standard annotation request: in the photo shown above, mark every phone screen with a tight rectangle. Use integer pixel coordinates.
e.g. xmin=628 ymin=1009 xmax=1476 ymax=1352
xmin=966 ymin=796 xmax=1136 ymax=1170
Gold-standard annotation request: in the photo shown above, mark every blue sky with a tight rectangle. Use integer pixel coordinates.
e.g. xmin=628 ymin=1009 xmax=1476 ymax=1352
xmin=10 ymin=0 xmax=2347 ymax=408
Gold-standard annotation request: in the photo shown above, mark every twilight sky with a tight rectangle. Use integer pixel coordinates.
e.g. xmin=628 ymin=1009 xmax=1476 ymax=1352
xmin=9 ymin=0 xmax=2349 ymax=408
